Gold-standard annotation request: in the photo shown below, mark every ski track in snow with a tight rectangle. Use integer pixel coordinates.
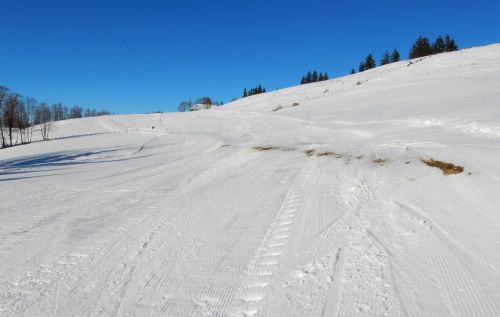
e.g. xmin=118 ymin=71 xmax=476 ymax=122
xmin=2 ymin=44 xmax=500 ymax=316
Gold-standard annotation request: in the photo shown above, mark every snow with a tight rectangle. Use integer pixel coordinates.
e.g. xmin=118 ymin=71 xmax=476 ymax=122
xmin=1 ymin=44 xmax=500 ymax=316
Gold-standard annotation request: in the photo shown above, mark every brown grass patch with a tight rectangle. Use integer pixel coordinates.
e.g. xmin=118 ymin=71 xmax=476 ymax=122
xmin=316 ymin=151 xmax=336 ymax=157
xmin=372 ymin=158 xmax=387 ymax=165
xmin=316 ymin=151 xmax=343 ymax=158
xmin=253 ymin=146 xmax=295 ymax=152
xmin=304 ymin=149 xmax=316 ymax=157
xmin=254 ymin=146 xmax=278 ymax=151
xmin=422 ymin=159 xmax=464 ymax=175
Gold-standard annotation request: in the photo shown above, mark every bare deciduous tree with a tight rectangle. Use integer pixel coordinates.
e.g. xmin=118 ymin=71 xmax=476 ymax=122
xmin=35 ymin=103 xmax=52 ymax=141
xmin=0 ymin=86 xmax=8 ymax=148
xmin=70 ymin=105 xmax=83 ymax=119
xmin=3 ymin=94 xmax=20 ymax=146
xmin=24 ymin=97 xmax=37 ymax=144
xmin=195 ymin=97 xmax=213 ymax=105
xmin=178 ymin=99 xmax=192 ymax=112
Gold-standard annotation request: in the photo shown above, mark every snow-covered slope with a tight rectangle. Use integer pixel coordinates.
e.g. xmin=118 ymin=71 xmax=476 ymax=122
xmin=1 ymin=44 xmax=500 ymax=316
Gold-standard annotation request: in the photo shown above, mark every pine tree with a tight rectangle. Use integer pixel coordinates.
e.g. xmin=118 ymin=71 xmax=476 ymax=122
xmin=432 ymin=36 xmax=446 ymax=54
xmin=300 ymin=77 xmax=306 ymax=85
xmin=380 ymin=50 xmax=390 ymax=66
xmin=364 ymin=54 xmax=376 ymax=70
xmin=318 ymin=73 xmax=324 ymax=81
xmin=243 ymin=88 xmax=248 ymax=97
xmin=312 ymin=70 xmax=319 ymax=82
xmin=409 ymin=36 xmax=432 ymax=59
xmin=359 ymin=62 xmax=366 ymax=72
xmin=351 ymin=68 xmax=356 ymax=75
xmin=390 ymin=49 xmax=400 ymax=63
xmin=324 ymin=72 xmax=329 ymax=80
xmin=305 ymin=71 xmax=312 ymax=84
xmin=444 ymin=35 xmax=458 ymax=52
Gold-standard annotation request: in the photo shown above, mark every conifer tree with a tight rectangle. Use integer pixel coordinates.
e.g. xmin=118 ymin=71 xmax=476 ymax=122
xmin=305 ymin=71 xmax=312 ymax=84
xmin=364 ymin=54 xmax=376 ymax=70
xmin=243 ymin=88 xmax=248 ymax=97
xmin=312 ymin=70 xmax=319 ymax=82
xmin=300 ymin=77 xmax=305 ymax=85
xmin=390 ymin=49 xmax=400 ymax=63
xmin=318 ymin=73 xmax=324 ymax=81
xmin=432 ymin=36 xmax=446 ymax=54
xmin=409 ymin=36 xmax=432 ymax=59
xmin=444 ymin=35 xmax=458 ymax=52
xmin=380 ymin=50 xmax=390 ymax=66
xmin=351 ymin=68 xmax=356 ymax=75
xmin=324 ymin=72 xmax=329 ymax=80
xmin=359 ymin=62 xmax=366 ymax=72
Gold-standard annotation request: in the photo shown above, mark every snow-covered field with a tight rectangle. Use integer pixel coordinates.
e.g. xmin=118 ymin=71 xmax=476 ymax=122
xmin=1 ymin=44 xmax=500 ymax=316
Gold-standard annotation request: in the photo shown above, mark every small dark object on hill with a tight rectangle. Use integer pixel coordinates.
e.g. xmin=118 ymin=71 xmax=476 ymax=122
xmin=254 ymin=146 xmax=278 ymax=151
xmin=304 ymin=149 xmax=316 ymax=157
xmin=316 ymin=151 xmax=341 ymax=158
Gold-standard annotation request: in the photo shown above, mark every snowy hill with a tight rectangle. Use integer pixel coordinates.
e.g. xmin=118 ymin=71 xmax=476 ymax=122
xmin=1 ymin=44 xmax=500 ymax=316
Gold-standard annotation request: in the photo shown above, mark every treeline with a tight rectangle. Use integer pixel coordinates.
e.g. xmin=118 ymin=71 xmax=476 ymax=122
xmin=409 ymin=35 xmax=458 ymax=59
xmin=353 ymin=34 xmax=458 ymax=73
xmin=0 ymin=85 xmax=111 ymax=148
xmin=300 ymin=70 xmax=329 ymax=85
xmin=243 ymin=85 xmax=266 ymax=98
xmin=356 ymin=50 xmax=400 ymax=73
xmin=176 ymin=34 xmax=460 ymax=111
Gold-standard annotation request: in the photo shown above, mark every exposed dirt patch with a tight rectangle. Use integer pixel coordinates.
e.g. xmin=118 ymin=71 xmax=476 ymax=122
xmin=422 ymin=159 xmax=464 ymax=175
xmin=273 ymin=103 xmax=299 ymax=112
xmin=304 ymin=149 xmax=316 ymax=157
xmin=406 ymin=57 xmax=427 ymax=67
xmin=254 ymin=146 xmax=279 ymax=151
xmin=373 ymin=158 xmax=387 ymax=165
xmin=253 ymin=146 xmax=295 ymax=152
xmin=316 ymin=151 xmax=343 ymax=158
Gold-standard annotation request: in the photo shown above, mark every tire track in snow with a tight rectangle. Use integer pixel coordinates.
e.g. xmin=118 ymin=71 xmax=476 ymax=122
xmin=302 ymin=160 xmax=359 ymax=243
xmin=397 ymin=202 xmax=500 ymax=317
xmin=157 ymin=154 xmax=303 ymax=316
xmin=228 ymin=158 xmax=313 ymax=317
xmin=51 ymin=149 xmax=258 ymax=316
xmin=332 ymin=179 xmax=400 ymax=317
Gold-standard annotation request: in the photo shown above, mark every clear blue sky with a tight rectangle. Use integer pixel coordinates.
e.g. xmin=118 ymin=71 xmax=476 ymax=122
xmin=1 ymin=0 xmax=499 ymax=113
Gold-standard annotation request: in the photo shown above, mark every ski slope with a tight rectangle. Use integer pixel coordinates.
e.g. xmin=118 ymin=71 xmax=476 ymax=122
xmin=1 ymin=44 xmax=500 ymax=316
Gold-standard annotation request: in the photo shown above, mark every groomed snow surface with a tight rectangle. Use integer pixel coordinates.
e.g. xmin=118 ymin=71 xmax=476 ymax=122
xmin=2 ymin=44 xmax=500 ymax=316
